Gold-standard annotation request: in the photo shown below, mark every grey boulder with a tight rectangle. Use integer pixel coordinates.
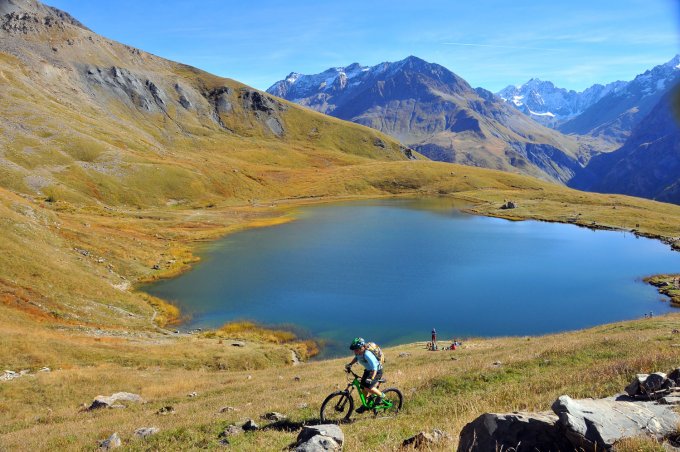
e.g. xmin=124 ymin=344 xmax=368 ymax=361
xmin=295 ymin=435 xmax=340 ymax=452
xmin=99 ymin=432 xmax=121 ymax=450
xmin=552 ymin=395 xmax=680 ymax=450
xmin=134 ymin=427 xmax=159 ymax=439
xmin=457 ymin=411 xmax=573 ymax=452
xmin=88 ymin=392 xmax=144 ymax=410
xmin=295 ymin=424 xmax=344 ymax=451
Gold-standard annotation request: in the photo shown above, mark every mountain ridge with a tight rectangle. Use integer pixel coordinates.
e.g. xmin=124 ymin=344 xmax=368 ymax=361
xmin=558 ymin=55 xmax=680 ymax=143
xmin=267 ymin=56 xmax=594 ymax=185
xmin=496 ymin=78 xmax=627 ymax=128
xmin=569 ymin=85 xmax=680 ymax=204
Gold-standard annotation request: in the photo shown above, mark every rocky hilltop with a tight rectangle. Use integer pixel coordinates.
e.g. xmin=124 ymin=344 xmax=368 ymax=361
xmin=0 ymin=0 xmax=411 ymax=207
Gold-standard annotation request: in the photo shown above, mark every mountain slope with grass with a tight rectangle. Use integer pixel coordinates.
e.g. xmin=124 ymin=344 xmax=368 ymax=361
xmin=1 ymin=1 xmax=680 ymax=450
xmin=267 ymin=56 xmax=605 ymax=185
xmin=0 ymin=0 xmax=413 ymax=209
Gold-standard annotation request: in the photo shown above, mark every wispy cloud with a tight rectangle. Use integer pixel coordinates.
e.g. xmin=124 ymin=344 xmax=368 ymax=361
xmin=441 ymin=42 xmax=563 ymax=52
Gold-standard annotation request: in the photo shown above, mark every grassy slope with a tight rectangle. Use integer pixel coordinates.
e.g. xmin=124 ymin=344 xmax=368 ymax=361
xmin=1 ymin=313 xmax=679 ymax=451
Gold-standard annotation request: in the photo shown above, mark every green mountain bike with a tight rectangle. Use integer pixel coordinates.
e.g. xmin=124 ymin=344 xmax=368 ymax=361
xmin=319 ymin=368 xmax=403 ymax=423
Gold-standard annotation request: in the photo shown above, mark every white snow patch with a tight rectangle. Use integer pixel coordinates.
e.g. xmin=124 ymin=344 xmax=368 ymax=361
xmin=285 ymin=74 xmax=301 ymax=84
xmin=512 ymin=95 xmax=524 ymax=106
xmin=528 ymin=109 xmax=555 ymax=117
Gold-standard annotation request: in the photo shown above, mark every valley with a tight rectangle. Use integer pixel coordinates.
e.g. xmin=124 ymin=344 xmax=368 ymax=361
xmin=1 ymin=0 xmax=680 ymax=450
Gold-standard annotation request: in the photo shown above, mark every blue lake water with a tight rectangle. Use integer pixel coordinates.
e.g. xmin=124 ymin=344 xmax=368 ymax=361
xmin=143 ymin=198 xmax=680 ymax=357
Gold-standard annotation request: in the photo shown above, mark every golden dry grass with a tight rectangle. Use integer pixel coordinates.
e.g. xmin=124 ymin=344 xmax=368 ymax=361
xmin=1 ymin=314 xmax=680 ymax=450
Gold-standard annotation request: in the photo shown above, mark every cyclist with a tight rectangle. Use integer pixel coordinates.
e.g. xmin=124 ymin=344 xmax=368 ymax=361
xmin=346 ymin=337 xmax=384 ymax=413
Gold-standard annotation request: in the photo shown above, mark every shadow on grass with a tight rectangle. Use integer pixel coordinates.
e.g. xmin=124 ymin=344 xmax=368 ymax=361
xmin=261 ymin=418 xmax=336 ymax=432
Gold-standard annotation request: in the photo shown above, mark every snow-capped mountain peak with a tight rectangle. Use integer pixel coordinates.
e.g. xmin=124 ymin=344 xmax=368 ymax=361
xmin=497 ymin=55 xmax=679 ymax=128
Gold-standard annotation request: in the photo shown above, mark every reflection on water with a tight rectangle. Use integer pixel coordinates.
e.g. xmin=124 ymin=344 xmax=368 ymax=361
xmin=143 ymin=198 xmax=680 ymax=357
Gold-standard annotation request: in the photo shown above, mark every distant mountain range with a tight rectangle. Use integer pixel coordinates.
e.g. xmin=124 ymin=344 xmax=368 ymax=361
xmin=268 ymin=55 xmax=680 ymax=204
xmin=496 ymin=56 xmax=680 ymax=142
xmin=268 ymin=56 xmax=590 ymax=184
xmin=558 ymin=56 xmax=680 ymax=143
xmin=569 ymin=86 xmax=680 ymax=204
xmin=496 ymin=79 xmax=627 ymax=128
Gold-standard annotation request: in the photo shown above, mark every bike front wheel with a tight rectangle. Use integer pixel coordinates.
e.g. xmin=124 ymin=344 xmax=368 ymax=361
xmin=320 ymin=391 xmax=354 ymax=423
xmin=379 ymin=388 xmax=403 ymax=416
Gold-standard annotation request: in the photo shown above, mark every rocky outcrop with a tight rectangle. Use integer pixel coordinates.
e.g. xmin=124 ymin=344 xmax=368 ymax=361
xmin=242 ymin=419 xmax=259 ymax=431
xmin=98 ymin=432 xmax=121 ymax=450
xmin=457 ymin=412 xmax=572 ymax=452
xmin=1 ymin=369 xmax=30 ymax=381
xmin=87 ymin=392 xmax=144 ymax=410
xmin=552 ymin=395 xmax=680 ymax=450
xmin=133 ymin=427 xmax=159 ymax=439
xmin=240 ymin=89 xmax=287 ymax=137
xmin=294 ymin=424 xmax=344 ymax=452
xmin=84 ymin=66 xmax=168 ymax=113
xmin=403 ymin=429 xmax=452 ymax=449
xmin=174 ymin=83 xmax=193 ymax=110
xmin=261 ymin=411 xmax=287 ymax=422
xmin=208 ymin=86 xmax=233 ymax=116
xmin=458 ymin=370 xmax=680 ymax=451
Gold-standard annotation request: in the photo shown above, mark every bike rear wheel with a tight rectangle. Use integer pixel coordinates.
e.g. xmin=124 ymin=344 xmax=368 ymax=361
xmin=378 ymin=388 xmax=403 ymax=416
xmin=320 ymin=391 xmax=354 ymax=423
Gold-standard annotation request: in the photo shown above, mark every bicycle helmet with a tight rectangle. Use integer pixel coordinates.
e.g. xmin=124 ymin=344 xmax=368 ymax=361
xmin=349 ymin=337 xmax=365 ymax=350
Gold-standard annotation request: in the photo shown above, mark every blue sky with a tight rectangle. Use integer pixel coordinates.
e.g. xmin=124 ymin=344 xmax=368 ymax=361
xmin=47 ymin=0 xmax=679 ymax=92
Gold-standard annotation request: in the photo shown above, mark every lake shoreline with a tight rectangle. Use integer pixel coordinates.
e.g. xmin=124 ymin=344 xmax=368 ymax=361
xmin=137 ymin=194 xmax=680 ymax=354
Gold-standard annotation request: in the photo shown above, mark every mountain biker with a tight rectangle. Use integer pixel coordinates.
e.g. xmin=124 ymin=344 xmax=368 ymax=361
xmin=346 ymin=337 xmax=384 ymax=413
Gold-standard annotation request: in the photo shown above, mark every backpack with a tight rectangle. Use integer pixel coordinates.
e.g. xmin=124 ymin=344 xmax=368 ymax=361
xmin=365 ymin=342 xmax=385 ymax=365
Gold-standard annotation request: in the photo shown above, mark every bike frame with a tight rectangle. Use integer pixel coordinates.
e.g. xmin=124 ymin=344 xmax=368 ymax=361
xmin=346 ymin=369 xmax=394 ymax=411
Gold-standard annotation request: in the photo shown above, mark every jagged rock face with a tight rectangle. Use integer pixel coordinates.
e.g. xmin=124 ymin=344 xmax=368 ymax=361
xmin=268 ymin=56 xmax=586 ymax=184
xmin=497 ymin=78 xmax=627 ymax=128
xmin=569 ymin=85 xmax=680 ymax=205
xmin=240 ymin=89 xmax=287 ymax=137
xmin=84 ymin=66 xmax=168 ymax=113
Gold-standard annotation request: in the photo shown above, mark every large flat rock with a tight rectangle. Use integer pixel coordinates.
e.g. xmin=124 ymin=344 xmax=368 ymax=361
xmin=552 ymin=395 xmax=680 ymax=450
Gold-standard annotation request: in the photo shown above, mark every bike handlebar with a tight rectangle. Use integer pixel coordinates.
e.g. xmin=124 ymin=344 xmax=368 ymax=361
xmin=345 ymin=367 xmax=361 ymax=379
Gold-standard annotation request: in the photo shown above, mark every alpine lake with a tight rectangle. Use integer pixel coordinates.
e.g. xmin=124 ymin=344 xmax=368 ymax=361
xmin=142 ymin=198 xmax=680 ymax=357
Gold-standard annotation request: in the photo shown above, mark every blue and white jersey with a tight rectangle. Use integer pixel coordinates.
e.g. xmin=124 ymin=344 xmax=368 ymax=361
xmin=357 ymin=349 xmax=381 ymax=371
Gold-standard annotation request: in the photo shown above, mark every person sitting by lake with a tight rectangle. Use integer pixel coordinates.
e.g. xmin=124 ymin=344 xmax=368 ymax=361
xmin=346 ymin=337 xmax=384 ymax=413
